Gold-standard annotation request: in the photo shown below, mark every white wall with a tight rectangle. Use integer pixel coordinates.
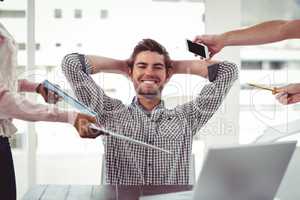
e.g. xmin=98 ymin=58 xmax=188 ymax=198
xmin=201 ymin=0 xmax=241 ymax=147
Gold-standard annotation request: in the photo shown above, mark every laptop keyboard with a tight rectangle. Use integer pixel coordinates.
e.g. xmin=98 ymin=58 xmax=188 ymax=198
xmin=139 ymin=191 xmax=193 ymax=200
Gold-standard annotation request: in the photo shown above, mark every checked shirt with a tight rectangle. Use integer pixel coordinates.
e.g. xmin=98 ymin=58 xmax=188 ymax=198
xmin=62 ymin=53 xmax=238 ymax=185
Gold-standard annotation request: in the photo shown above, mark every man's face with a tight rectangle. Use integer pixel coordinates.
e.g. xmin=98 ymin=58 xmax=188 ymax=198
xmin=130 ymin=51 xmax=169 ymax=99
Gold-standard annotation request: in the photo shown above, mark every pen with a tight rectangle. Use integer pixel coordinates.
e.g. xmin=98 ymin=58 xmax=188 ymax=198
xmin=248 ymin=83 xmax=279 ymax=95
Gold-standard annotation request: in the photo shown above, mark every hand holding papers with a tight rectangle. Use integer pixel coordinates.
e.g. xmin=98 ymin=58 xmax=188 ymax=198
xmin=248 ymin=83 xmax=279 ymax=95
xmin=89 ymin=124 xmax=171 ymax=154
xmin=42 ymin=80 xmax=97 ymax=116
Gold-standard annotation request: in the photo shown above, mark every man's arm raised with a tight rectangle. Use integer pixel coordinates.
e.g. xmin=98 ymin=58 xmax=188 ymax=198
xmin=172 ymin=59 xmax=221 ymax=78
xmin=62 ymin=53 xmax=126 ymax=126
xmin=174 ymin=60 xmax=238 ymax=135
xmin=87 ymin=55 xmax=129 ymax=76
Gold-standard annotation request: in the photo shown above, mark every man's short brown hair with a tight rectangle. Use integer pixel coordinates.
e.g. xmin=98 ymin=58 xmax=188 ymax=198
xmin=127 ymin=38 xmax=172 ymax=69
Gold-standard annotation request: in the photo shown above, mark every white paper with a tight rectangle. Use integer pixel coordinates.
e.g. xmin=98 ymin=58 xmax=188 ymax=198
xmin=253 ymin=119 xmax=300 ymax=143
xmin=89 ymin=124 xmax=171 ymax=154
xmin=43 ymin=80 xmax=97 ymax=116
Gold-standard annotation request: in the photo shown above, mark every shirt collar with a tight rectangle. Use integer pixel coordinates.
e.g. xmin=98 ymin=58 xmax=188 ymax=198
xmin=131 ymin=96 xmax=165 ymax=114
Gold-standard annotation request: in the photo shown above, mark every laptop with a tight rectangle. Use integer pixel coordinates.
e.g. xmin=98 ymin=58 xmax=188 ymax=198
xmin=276 ymin=147 xmax=300 ymax=200
xmin=140 ymin=141 xmax=297 ymax=200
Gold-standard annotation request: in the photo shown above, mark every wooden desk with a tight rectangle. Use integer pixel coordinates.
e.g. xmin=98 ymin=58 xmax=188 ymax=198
xmin=22 ymin=185 xmax=193 ymax=200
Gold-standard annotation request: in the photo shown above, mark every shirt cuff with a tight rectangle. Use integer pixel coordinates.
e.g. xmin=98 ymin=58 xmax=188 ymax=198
xmin=76 ymin=53 xmax=93 ymax=75
xmin=18 ymin=79 xmax=39 ymax=92
xmin=207 ymin=63 xmax=220 ymax=82
xmin=56 ymin=110 xmax=78 ymax=125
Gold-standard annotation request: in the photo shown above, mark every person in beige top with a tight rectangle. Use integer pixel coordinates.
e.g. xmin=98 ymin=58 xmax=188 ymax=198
xmin=194 ymin=20 xmax=300 ymax=105
xmin=0 ymin=23 xmax=98 ymax=200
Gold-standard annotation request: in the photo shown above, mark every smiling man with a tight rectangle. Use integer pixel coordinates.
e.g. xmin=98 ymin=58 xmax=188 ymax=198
xmin=132 ymin=51 xmax=165 ymax=98
xmin=62 ymin=38 xmax=238 ymax=185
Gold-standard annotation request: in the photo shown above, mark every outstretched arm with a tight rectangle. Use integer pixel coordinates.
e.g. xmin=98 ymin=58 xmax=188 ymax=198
xmin=194 ymin=20 xmax=300 ymax=57
xmin=18 ymin=79 xmax=60 ymax=104
xmin=219 ymin=20 xmax=300 ymax=46
xmin=0 ymin=83 xmax=100 ymax=139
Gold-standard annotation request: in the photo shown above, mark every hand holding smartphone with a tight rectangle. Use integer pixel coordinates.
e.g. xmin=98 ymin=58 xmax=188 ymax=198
xmin=186 ymin=39 xmax=209 ymax=59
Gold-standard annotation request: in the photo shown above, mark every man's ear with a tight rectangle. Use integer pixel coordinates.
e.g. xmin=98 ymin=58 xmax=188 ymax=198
xmin=128 ymin=67 xmax=133 ymax=81
xmin=166 ymin=68 xmax=173 ymax=83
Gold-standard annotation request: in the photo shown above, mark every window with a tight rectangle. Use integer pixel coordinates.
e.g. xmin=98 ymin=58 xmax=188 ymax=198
xmin=0 ymin=10 xmax=26 ymax=18
xmin=17 ymin=43 xmax=41 ymax=50
xmin=54 ymin=9 xmax=62 ymax=18
xmin=241 ymin=61 xmax=262 ymax=70
xmin=35 ymin=43 xmax=40 ymax=50
xmin=100 ymin=9 xmax=108 ymax=19
xmin=17 ymin=43 xmax=26 ymax=50
xmin=74 ymin=9 xmax=82 ymax=18
xmin=269 ymin=61 xmax=285 ymax=70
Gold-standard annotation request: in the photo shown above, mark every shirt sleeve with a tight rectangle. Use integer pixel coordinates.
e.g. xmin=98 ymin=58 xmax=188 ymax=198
xmin=0 ymin=83 xmax=77 ymax=124
xmin=176 ymin=61 xmax=239 ymax=135
xmin=61 ymin=53 xmax=124 ymax=125
xmin=18 ymin=79 xmax=39 ymax=92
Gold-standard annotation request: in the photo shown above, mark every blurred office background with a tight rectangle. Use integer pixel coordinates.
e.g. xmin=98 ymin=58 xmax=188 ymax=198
xmin=1 ymin=0 xmax=299 ymax=199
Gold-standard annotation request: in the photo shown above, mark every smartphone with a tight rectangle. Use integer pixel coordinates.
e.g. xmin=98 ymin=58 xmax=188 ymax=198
xmin=186 ymin=39 xmax=209 ymax=59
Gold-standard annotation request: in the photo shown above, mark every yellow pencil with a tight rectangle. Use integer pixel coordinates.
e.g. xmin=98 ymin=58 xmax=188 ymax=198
xmin=248 ymin=83 xmax=279 ymax=95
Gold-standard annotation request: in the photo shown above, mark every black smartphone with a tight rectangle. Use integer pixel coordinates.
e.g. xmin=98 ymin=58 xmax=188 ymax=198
xmin=186 ymin=39 xmax=209 ymax=59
